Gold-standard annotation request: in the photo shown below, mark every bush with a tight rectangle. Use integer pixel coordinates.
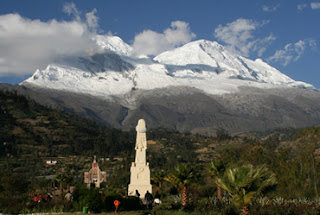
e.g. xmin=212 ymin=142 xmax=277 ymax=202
xmin=152 ymin=195 xmax=182 ymax=212
xmin=192 ymin=197 xmax=237 ymax=215
xmin=249 ymin=204 xmax=320 ymax=215
xmin=103 ymin=192 xmax=143 ymax=212
xmin=103 ymin=192 xmax=122 ymax=211
xmin=121 ymin=196 xmax=144 ymax=211
xmin=72 ymin=185 xmax=103 ymax=212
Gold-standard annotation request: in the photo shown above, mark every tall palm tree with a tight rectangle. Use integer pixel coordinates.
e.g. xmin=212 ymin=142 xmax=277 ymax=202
xmin=207 ymin=158 xmax=226 ymax=199
xmin=215 ymin=164 xmax=276 ymax=215
xmin=165 ymin=163 xmax=198 ymax=207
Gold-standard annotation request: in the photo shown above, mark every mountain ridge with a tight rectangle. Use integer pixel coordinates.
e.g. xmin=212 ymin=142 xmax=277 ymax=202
xmin=2 ymin=35 xmax=319 ymax=135
xmin=21 ymin=36 xmax=316 ymax=101
xmin=3 ymin=82 xmax=320 ymax=135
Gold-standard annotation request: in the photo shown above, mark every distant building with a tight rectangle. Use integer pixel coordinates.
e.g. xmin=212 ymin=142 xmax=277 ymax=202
xmin=84 ymin=156 xmax=106 ymax=188
xmin=46 ymin=160 xmax=57 ymax=165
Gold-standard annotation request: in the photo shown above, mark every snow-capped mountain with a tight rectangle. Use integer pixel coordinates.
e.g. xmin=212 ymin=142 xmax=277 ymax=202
xmin=154 ymin=40 xmax=303 ymax=86
xmin=93 ymin=35 xmax=133 ymax=56
xmin=21 ymin=36 xmax=315 ymax=100
xmin=14 ymin=35 xmax=320 ymax=135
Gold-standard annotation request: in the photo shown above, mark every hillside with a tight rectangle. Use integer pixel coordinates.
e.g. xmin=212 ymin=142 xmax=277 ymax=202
xmin=0 ymin=89 xmax=209 ymax=177
xmin=2 ymin=89 xmax=320 ymax=215
xmin=1 ymin=89 xmax=320 ymax=200
xmin=0 ymin=90 xmax=138 ymax=173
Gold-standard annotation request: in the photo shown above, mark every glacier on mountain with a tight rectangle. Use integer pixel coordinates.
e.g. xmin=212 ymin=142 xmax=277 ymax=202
xmin=22 ymin=35 xmax=316 ymax=99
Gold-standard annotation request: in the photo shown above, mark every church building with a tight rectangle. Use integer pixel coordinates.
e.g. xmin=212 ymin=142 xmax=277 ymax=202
xmin=84 ymin=156 xmax=107 ymax=188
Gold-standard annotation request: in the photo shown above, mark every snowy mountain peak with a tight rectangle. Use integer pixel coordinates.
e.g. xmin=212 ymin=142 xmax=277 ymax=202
xmin=154 ymin=39 xmax=312 ymax=87
xmin=154 ymin=39 xmax=224 ymax=66
xmin=22 ymin=36 xmax=316 ymax=99
xmin=94 ymin=35 xmax=133 ymax=56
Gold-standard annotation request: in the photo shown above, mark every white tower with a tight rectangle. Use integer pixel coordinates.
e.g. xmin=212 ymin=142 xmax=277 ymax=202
xmin=128 ymin=119 xmax=152 ymax=197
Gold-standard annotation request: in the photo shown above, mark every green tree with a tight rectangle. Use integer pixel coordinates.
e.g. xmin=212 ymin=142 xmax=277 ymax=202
xmin=216 ymin=128 xmax=231 ymax=141
xmin=65 ymin=175 xmax=73 ymax=192
xmin=73 ymin=185 xmax=103 ymax=212
xmin=165 ymin=163 xmax=198 ymax=207
xmin=151 ymin=171 xmax=165 ymax=190
xmin=215 ymin=164 xmax=276 ymax=215
xmin=55 ymin=174 xmax=67 ymax=197
xmin=207 ymin=158 xmax=226 ymax=199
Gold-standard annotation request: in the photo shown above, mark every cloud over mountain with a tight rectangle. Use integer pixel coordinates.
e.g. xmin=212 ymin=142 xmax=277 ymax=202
xmin=132 ymin=21 xmax=196 ymax=56
xmin=213 ymin=18 xmax=275 ymax=57
xmin=268 ymin=39 xmax=317 ymax=66
xmin=0 ymin=1 xmax=317 ymax=87
xmin=0 ymin=3 xmax=98 ymax=77
xmin=0 ymin=14 xmax=95 ymax=77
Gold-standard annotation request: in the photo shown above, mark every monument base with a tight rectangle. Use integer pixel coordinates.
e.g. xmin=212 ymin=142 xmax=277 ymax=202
xmin=128 ymin=184 xmax=152 ymax=197
xmin=128 ymin=162 xmax=152 ymax=197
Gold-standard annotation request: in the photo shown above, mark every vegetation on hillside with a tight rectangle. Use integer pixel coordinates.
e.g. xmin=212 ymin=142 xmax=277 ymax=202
xmin=1 ymin=89 xmax=320 ymax=214
xmin=0 ymin=90 xmax=136 ymax=157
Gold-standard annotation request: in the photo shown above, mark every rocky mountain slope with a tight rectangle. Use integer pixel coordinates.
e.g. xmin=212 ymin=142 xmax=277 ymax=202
xmin=2 ymin=35 xmax=320 ymax=135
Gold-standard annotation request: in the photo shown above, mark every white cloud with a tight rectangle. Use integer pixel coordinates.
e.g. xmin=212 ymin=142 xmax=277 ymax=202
xmin=86 ymin=8 xmax=99 ymax=31
xmin=63 ymin=2 xmax=81 ymax=21
xmin=0 ymin=4 xmax=100 ymax=77
xmin=297 ymin=4 xmax=308 ymax=11
xmin=311 ymin=2 xmax=320 ymax=9
xmin=214 ymin=18 xmax=275 ymax=57
xmin=252 ymin=34 xmax=276 ymax=57
xmin=262 ymin=4 xmax=280 ymax=12
xmin=268 ymin=39 xmax=317 ymax=66
xmin=63 ymin=2 xmax=99 ymax=32
xmin=297 ymin=2 xmax=320 ymax=10
xmin=132 ymin=21 xmax=196 ymax=56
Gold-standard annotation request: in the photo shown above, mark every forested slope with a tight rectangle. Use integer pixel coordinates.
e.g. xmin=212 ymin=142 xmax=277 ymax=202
xmin=1 ymin=89 xmax=320 ymax=201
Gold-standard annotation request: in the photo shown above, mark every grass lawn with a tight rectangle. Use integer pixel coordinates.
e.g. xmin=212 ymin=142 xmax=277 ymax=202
xmin=46 ymin=212 xmax=151 ymax=215
xmin=41 ymin=210 xmax=208 ymax=215
xmin=95 ymin=212 xmax=148 ymax=215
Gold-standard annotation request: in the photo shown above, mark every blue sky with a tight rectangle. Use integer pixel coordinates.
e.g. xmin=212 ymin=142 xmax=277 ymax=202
xmin=0 ymin=0 xmax=320 ymax=88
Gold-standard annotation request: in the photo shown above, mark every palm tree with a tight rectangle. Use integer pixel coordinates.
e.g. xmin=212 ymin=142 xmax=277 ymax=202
xmin=151 ymin=171 xmax=165 ymax=189
xmin=215 ymin=164 xmax=276 ymax=215
xmin=65 ymin=175 xmax=73 ymax=192
xmin=165 ymin=163 xmax=198 ymax=207
xmin=207 ymin=158 xmax=226 ymax=199
xmin=55 ymin=174 xmax=67 ymax=197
